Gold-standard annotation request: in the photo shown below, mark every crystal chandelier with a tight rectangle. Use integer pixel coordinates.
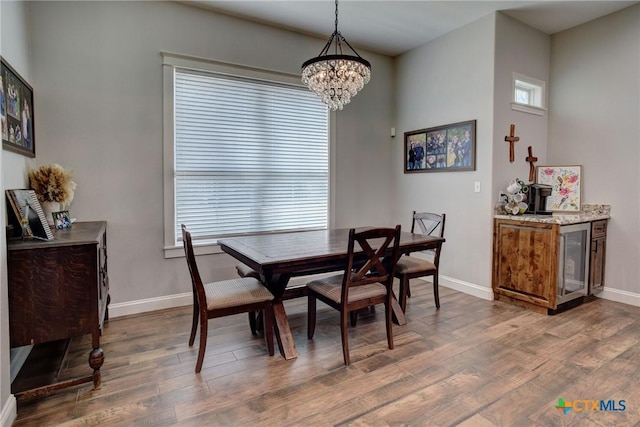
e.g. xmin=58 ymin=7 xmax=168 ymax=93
xmin=301 ymin=0 xmax=371 ymax=111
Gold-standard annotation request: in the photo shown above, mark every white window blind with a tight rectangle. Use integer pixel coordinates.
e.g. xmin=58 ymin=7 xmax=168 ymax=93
xmin=174 ymin=70 xmax=329 ymax=242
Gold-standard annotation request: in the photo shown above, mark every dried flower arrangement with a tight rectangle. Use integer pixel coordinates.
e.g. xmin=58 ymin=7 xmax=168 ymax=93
xmin=28 ymin=163 xmax=77 ymax=207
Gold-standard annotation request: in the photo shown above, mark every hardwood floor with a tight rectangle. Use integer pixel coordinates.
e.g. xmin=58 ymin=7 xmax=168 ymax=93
xmin=13 ymin=282 xmax=640 ymax=426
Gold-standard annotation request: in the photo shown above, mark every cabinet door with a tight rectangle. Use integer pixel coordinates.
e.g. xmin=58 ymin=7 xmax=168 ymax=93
xmin=493 ymin=221 xmax=558 ymax=308
xmin=8 ymin=244 xmax=98 ymax=346
xmin=590 ymin=236 xmax=605 ymax=294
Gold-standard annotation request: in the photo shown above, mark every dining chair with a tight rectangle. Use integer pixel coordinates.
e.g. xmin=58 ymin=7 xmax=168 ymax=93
xmin=306 ymin=225 xmax=402 ymax=365
xmin=395 ymin=212 xmax=446 ymax=311
xmin=182 ymin=225 xmax=275 ymax=373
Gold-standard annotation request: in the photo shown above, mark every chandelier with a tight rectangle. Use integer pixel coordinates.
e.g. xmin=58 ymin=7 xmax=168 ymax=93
xmin=301 ymin=0 xmax=371 ymax=111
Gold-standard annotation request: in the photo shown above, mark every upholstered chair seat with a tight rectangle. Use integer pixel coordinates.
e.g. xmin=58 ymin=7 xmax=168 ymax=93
xmin=203 ymin=278 xmax=273 ymax=310
xmin=395 ymin=256 xmax=436 ymax=275
xmin=307 ymin=274 xmax=387 ymax=304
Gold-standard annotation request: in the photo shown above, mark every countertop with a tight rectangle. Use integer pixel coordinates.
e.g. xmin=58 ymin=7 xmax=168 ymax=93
xmin=494 ymin=204 xmax=610 ymax=225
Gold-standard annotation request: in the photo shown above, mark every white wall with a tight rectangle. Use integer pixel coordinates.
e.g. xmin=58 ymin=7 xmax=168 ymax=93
xmin=548 ymin=4 xmax=640 ymax=300
xmin=0 ymin=0 xmax=33 ymax=424
xmin=28 ymin=1 xmax=395 ymax=309
xmin=492 ymin=13 xmax=549 ymax=200
xmin=393 ymin=14 xmax=496 ymax=297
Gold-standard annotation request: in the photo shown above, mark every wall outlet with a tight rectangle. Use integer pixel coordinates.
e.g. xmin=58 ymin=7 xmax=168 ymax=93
xmin=474 ymin=181 xmax=481 ymax=193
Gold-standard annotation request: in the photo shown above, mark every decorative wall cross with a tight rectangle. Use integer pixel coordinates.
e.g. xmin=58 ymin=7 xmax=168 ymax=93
xmin=526 ymin=146 xmax=538 ymax=182
xmin=504 ymin=124 xmax=519 ymax=162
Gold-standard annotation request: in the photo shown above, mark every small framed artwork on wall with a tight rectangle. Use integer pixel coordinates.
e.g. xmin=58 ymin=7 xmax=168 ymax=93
xmin=404 ymin=120 xmax=476 ymax=173
xmin=536 ymin=165 xmax=582 ymax=212
xmin=1 ymin=57 xmax=35 ymax=158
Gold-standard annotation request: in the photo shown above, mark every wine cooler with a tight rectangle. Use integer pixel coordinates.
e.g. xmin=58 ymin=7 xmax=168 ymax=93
xmin=557 ymin=223 xmax=591 ymax=304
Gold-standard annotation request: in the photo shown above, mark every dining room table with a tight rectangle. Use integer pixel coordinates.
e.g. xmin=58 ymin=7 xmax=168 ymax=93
xmin=217 ymin=227 xmax=445 ymax=360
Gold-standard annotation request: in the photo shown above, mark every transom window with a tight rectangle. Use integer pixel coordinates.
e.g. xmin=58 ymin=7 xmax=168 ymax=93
xmin=511 ymin=72 xmax=546 ymax=116
xmin=162 ymin=54 xmax=329 ymax=256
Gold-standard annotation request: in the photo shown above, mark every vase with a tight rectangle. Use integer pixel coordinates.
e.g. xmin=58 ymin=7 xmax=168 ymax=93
xmin=42 ymin=201 xmax=61 ymax=227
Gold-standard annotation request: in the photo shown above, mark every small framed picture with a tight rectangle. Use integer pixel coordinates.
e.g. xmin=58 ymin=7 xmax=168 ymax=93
xmin=52 ymin=210 xmax=72 ymax=229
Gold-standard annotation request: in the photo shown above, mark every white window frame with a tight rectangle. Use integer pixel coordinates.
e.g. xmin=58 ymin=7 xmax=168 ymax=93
xmin=162 ymin=52 xmax=335 ymax=258
xmin=511 ymin=72 xmax=546 ymax=116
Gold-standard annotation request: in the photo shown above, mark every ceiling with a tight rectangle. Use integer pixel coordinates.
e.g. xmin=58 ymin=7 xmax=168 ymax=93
xmin=183 ymin=1 xmax=638 ymax=56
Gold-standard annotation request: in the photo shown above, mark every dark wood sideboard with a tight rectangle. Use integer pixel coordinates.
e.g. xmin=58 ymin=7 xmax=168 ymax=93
xmin=7 ymin=221 xmax=109 ymax=400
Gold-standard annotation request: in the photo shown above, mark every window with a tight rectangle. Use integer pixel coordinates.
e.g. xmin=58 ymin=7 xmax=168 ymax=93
xmin=511 ymin=72 xmax=546 ymax=116
xmin=163 ymin=54 xmax=330 ymax=257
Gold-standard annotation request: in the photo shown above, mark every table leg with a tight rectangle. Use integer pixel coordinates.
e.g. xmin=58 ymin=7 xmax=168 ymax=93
xmin=391 ymin=294 xmax=407 ymax=326
xmin=272 ymin=300 xmax=297 ymax=360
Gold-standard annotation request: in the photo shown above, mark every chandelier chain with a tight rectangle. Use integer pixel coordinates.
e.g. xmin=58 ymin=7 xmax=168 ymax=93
xmin=334 ymin=0 xmax=341 ymax=55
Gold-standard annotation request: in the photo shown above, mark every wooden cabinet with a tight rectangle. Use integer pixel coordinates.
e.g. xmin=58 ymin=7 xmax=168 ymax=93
xmin=493 ymin=220 xmax=559 ymax=313
xmin=589 ymin=220 xmax=607 ymax=295
xmin=493 ymin=217 xmax=607 ymax=314
xmin=7 ymin=221 xmax=109 ymax=399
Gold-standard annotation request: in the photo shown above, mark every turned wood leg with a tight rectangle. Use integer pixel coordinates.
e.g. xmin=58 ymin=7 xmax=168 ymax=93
xmin=90 ymin=330 xmax=104 ymax=390
xmin=89 ymin=347 xmax=104 ymax=390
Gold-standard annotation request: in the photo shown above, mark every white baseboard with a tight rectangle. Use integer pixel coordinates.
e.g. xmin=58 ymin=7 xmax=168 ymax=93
xmin=439 ymin=275 xmax=493 ymax=301
xmin=439 ymin=276 xmax=640 ymax=308
xmin=109 ymin=292 xmax=191 ymax=318
xmin=107 ymin=280 xmax=638 ymax=319
xmin=598 ymin=287 xmax=640 ymax=307
xmin=1 ymin=395 xmax=16 ymax=427
xmin=108 ymin=272 xmax=336 ymax=319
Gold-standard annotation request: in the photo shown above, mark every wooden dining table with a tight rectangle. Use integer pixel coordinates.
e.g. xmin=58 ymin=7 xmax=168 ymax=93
xmin=218 ymin=227 xmax=445 ymax=360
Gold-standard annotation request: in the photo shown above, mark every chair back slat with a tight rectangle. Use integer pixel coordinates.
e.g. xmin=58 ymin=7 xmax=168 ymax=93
xmin=412 ymin=211 xmax=445 ymax=238
xmin=181 ymin=224 xmax=207 ymax=307
xmin=341 ymin=226 xmax=401 ymax=301
xmin=410 ymin=211 xmax=446 ymax=265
